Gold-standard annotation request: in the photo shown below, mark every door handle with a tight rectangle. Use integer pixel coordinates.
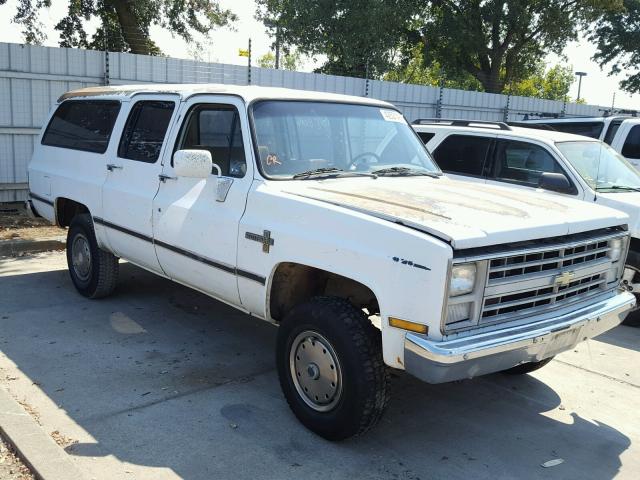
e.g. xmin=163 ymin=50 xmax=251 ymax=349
xmin=107 ymin=164 xmax=123 ymax=171
xmin=159 ymin=173 xmax=177 ymax=182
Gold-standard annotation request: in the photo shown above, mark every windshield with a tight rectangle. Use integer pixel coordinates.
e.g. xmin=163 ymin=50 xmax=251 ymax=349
xmin=556 ymin=141 xmax=640 ymax=192
xmin=251 ymin=101 xmax=440 ymax=179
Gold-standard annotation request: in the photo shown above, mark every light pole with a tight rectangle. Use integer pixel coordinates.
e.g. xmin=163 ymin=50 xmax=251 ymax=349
xmin=575 ymin=71 xmax=587 ymax=102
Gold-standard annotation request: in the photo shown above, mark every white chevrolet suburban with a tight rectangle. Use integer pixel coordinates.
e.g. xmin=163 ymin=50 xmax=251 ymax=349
xmin=28 ymin=85 xmax=635 ymax=440
xmin=414 ymin=118 xmax=640 ymax=326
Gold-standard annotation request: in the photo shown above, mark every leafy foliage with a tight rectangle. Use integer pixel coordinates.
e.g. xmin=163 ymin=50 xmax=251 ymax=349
xmin=255 ymin=0 xmax=420 ymax=78
xmin=414 ymin=0 xmax=620 ymax=94
xmin=258 ymin=50 xmax=302 ymax=70
xmin=509 ymin=63 xmax=576 ymax=100
xmin=0 ymin=0 xmax=236 ymax=55
xmin=590 ymin=0 xmax=640 ymax=93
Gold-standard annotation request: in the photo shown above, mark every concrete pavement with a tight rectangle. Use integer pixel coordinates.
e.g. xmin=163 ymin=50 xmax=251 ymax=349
xmin=0 ymin=251 xmax=639 ymax=480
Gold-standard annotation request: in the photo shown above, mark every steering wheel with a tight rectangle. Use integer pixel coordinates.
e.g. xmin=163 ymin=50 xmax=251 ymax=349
xmin=347 ymin=152 xmax=382 ymax=171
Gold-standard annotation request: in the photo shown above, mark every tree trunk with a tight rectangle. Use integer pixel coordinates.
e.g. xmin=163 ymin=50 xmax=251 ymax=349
xmin=107 ymin=0 xmax=153 ymax=55
xmin=473 ymin=67 xmax=505 ymax=94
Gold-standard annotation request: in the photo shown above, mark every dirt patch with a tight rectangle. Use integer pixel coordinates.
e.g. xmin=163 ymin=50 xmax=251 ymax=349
xmin=0 ymin=437 xmax=35 ymax=480
xmin=0 ymin=204 xmax=64 ymax=241
xmin=50 ymin=431 xmax=78 ymax=449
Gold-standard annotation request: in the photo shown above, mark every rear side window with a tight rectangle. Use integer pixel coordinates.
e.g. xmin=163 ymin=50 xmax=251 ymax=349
xmin=417 ymin=132 xmax=435 ymax=144
xmin=432 ymin=135 xmax=492 ymax=176
xmin=118 ymin=101 xmax=175 ymax=163
xmin=42 ymin=100 xmax=121 ymax=153
xmin=603 ymin=120 xmax=623 ymax=145
xmin=621 ymin=125 xmax=640 ymax=159
xmin=545 ymin=121 xmax=604 ymax=139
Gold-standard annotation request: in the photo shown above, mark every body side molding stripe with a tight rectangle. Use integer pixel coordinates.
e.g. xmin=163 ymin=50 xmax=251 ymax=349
xmin=29 ymin=192 xmax=54 ymax=206
xmin=93 ymin=217 xmax=266 ymax=285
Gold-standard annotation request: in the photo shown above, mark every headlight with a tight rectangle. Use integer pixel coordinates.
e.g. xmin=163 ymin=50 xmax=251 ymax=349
xmin=609 ymin=237 xmax=623 ymax=262
xmin=449 ymin=263 xmax=477 ymax=297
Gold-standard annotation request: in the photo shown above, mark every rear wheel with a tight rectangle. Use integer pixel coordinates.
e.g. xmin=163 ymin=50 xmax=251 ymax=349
xmin=276 ymin=296 xmax=390 ymax=440
xmin=66 ymin=214 xmax=119 ymax=298
xmin=503 ymin=357 xmax=554 ymax=375
xmin=621 ymin=250 xmax=640 ymax=326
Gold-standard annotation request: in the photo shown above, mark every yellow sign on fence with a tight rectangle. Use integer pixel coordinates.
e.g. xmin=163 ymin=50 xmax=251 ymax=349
xmin=238 ymin=49 xmax=250 ymax=58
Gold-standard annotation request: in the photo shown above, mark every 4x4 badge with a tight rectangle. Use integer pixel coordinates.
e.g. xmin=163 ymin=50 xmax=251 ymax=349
xmin=246 ymin=230 xmax=275 ymax=253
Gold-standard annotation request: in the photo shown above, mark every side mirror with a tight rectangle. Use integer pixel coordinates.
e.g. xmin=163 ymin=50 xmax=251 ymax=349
xmin=538 ymin=172 xmax=573 ymax=194
xmin=173 ymin=149 xmax=213 ymax=179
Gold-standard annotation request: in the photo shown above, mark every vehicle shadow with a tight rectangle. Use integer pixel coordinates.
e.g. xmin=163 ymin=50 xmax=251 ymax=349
xmin=0 ymin=261 xmax=632 ymax=480
xmin=593 ymin=323 xmax=640 ymax=353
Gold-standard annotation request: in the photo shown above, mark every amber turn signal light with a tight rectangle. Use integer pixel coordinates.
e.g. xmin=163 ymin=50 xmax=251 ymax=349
xmin=388 ymin=317 xmax=428 ymax=334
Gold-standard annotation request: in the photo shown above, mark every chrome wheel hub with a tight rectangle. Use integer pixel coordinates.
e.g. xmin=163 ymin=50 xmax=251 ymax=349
xmin=71 ymin=234 xmax=92 ymax=282
xmin=290 ymin=331 xmax=342 ymax=412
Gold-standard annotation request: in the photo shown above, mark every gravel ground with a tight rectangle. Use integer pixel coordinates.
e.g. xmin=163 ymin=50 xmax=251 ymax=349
xmin=0 ymin=203 xmax=63 ymax=241
xmin=0 ymin=437 xmax=34 ymax=480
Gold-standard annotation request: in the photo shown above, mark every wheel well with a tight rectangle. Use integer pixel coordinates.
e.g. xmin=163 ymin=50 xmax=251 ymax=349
xmin=268 ymin=263 xmax=379 ymax=322
xmin=55 ymin=198 xmax=89 ymax=227
xmin=630 ymin=236 xmax=640 ymax=255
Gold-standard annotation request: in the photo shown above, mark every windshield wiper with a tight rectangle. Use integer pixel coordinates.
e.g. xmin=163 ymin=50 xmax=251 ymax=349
xmin=292 ymin=167 xmax=376 ymax=180
xmin=598 ymin=185 xmax=640 ymax=192
xmin=371 ymin=166 xmax=440 ymax=178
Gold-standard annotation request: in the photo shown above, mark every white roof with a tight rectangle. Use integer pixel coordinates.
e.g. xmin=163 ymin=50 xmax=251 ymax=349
xmin=413 ymin=122 xmax=599 ymax=144
xmin=58 ymin=83 xmax=393 ymax=108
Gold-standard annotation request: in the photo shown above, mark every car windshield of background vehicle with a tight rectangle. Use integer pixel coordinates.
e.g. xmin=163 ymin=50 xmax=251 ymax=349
xmin=251 ymin=101 xmax=441 ymax=179
xmin=556 ymin=141 xmax=640 ymax=192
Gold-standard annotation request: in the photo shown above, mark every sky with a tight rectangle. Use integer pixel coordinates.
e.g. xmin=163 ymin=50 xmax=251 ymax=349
xmin=0 ymin=0 xmax=638 ymax=110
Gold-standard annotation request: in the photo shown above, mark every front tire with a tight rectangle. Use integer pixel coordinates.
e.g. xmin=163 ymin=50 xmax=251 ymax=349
xmin=503 ymin=357 xmax=554 ymax=375
xmin=276 ymin=296 xmax=390 ymax=440
xmin=66 ymin=214 xmax=119 ymax=298
xmin=622 ymin=250 xmax=640 ymax=326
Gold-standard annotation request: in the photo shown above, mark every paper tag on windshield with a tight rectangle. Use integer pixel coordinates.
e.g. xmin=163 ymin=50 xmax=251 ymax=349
xmin=380 ymin=109 xmax=404 ymax=122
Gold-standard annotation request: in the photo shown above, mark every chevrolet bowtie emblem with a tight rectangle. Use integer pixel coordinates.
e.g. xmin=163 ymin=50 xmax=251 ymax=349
xmin=554 ymin=271 xmax=575 ymax=287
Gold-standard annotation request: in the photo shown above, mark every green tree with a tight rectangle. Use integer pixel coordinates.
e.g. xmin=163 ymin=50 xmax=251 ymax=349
xmin=590 ymin=0 xmax=640 ymax=93
xmin=509 ymin=63 xmax=576 ymax=101
xmin=257 ymin=50 xmax=301 ymax=71
xmin=415 ymin=0 xmax=620 ymax=93
xmin=255 ymin=0 xmax=420 ymax=78
xmin=385 ymin=44 xmax=482 ymax=90
xmin=0 ymin=0 xmax=236 ymax=55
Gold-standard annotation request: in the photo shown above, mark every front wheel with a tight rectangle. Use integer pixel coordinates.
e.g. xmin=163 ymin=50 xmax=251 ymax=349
xmin=276 ymin=296 xmax=390 ymax=440
xmin=503 ymin=357 xmax=554 ymax=375
xmin=622 ymin=250 xmax=640 ymax=326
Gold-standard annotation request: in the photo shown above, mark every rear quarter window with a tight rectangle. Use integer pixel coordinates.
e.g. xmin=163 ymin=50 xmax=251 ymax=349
xmin=41 ymin=100 xmax=121 ymax=154
xmin=622 ymin=125 xmax=640 ymax=159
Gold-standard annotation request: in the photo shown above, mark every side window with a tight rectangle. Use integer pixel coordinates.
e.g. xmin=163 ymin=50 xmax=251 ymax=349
xmin=492 ymin=140 xmax=564 ymax=187
xmin=177 ymin=105 xmax=246 ymax=178
xmin=603 ymin=120 xmax=623 ymax=145
xmin=118 ymin=101 xmax=175 ymax=163
xmin=417 ymin=132 xmax=435 ymax=144
xmin=621 ymin=125 xmax=640 ymax=159
xmin=432 ymin=135 xmax=492 ymax=176
xmin=41 ymin=100 xmax=121 ymax=153
xmin=548 ymin=121 xmax=604 ymax=139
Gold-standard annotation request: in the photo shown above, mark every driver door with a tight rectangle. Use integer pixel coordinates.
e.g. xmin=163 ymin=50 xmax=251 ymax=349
xmin=152 ymin=96 xmax=254 ymax=306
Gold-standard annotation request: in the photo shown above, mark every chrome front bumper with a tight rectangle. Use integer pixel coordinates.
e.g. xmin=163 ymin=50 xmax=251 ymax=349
xmin=404 ymin=290 xmax=635 ymax=384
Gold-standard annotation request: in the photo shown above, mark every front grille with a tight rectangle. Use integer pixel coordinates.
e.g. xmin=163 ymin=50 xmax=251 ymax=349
xmin=488 ymin=238 xmax=610 ymax=283
xmin=445 ymin=230 xmax=627 ymax=332
xmin=482 ymin=273 xmax=605 ymax=320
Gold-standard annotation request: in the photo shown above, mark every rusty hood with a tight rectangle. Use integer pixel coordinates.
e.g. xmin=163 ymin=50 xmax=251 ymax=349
xmin=280 ymin=176 xmax=629 ymax=250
